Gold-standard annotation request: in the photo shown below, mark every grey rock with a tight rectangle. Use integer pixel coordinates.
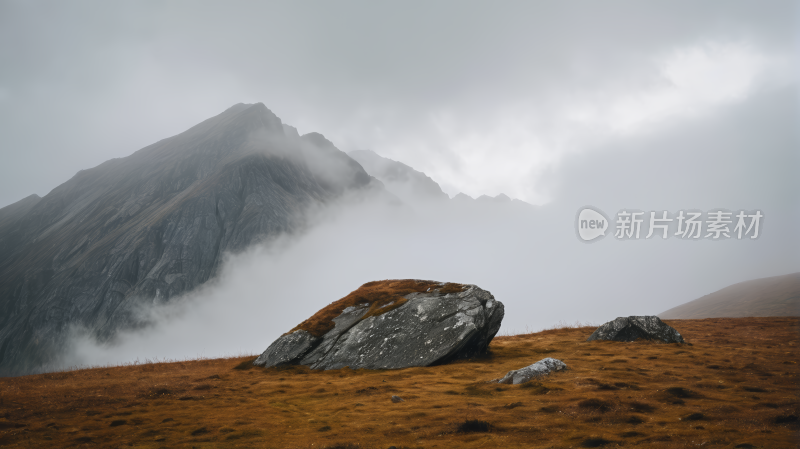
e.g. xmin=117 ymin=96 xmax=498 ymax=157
xmin=495 ymin=358 xmax=568 ymax=384
xmin=586 ymin=315 xmax=685 ymax=343
xmin=298 ymin=304 xmax=370 ymax=367
xmin=255 ymin=283 xmax=504 ymax=370
xmin=253 ymin=330 xmax=318 ymax=368
xmin=0 ymin=103 xmax=376 ymax=376
xmin=390 ymin=395 xmax=404 ymax=403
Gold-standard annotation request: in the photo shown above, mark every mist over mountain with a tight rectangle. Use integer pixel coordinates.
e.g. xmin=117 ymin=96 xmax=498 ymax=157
xmin=348 ymin=149 xmax=533 ymax=210
xmin=348 ymin=150 xmax=449 ymax=203
xmin=0 ymin=103 xmax=379 ymax=376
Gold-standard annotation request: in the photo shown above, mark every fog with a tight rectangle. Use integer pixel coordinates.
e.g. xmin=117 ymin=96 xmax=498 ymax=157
xmin=64 ymin=84 xmax=798 ymax=368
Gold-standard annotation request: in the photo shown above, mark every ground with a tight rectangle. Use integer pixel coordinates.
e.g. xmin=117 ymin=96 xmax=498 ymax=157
xmin=0 ymin=317 xmax=797 ymax=448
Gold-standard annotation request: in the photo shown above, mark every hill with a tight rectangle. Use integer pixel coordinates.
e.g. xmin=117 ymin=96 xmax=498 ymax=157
xmin=659 ymin=272 xmax=800 ymax=319
xmin=0 ymin=103 xmax=377 ymax=376
xmin=0 ymin=317 xmax=796 ymax=448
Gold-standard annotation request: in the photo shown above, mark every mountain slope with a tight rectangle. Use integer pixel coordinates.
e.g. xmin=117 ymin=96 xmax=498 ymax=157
xmin=0 ymin=103 xmax=374 ymax=376
xmin=0 ymin=194 xmax=41 ymax=236
xmin=659 ymin=272 xmax=800 ymax=319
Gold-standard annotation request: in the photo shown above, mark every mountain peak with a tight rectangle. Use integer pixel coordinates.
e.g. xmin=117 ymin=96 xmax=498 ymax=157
xmin=477 ymin=193 xmax=513 ymax=204
xmin=0 ymin=105 xmax=381 ymax=375
xmin=301 ymin=132 xmax=334 ymax=147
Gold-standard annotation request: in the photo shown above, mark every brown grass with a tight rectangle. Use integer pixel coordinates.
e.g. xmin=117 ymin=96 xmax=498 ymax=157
xmin=0 ymin=317 xmax=797 ymax=448
xmin=288 ymin=279 xmax=466 ymax=337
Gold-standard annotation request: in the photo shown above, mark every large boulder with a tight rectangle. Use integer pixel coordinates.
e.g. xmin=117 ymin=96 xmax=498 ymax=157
xmin=254 ymin=280 xmax=504 ymax=370
xmin=587 ymin=316 xmax=684 ymax=343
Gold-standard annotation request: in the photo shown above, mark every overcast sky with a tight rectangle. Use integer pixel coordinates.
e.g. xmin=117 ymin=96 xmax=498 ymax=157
xmin=1 ymin=1 xmax=796 ymax=207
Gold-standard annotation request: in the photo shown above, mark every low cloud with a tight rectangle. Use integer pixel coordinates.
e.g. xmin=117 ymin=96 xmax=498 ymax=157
xmin=63 ymin=172 xmax=796 ymax=369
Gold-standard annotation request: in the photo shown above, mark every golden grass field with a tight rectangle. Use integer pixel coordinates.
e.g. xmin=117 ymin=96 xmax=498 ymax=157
xmin=0 ymin=317 xmax=797 ymax=448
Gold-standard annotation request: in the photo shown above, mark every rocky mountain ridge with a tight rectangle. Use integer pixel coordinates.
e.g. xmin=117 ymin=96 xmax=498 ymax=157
xmin=348 ymin=149 xmax=532 ymax=208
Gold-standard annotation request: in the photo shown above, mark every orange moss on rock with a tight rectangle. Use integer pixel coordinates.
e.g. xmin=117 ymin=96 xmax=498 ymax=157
xmin=288 ymin=280 xmax=467 ymax=337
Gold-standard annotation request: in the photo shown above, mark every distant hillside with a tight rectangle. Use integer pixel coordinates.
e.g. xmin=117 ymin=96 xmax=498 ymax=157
xmin=659 ymin=272 xmax=800 ymax=319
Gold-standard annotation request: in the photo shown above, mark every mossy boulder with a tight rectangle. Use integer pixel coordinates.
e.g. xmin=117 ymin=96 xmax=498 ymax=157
xmin=254 ymin=280 xmax=504 ymax=370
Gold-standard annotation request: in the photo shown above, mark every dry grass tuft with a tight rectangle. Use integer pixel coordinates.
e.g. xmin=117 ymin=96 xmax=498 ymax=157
xmin=232 ymin=357 xmax=258 ymax=370
xmin=578 ymin=398 xmax=613 ymax=412
xmin=581 ymin=436 xmax=614 ymax=447
xmin=457 ymin=419 xmax=491 ymax=433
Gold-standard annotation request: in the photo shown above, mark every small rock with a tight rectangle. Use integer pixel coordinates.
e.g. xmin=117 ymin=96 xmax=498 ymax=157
xmin=495 ymin=358 xmax=567 ymax=384
xmin=391 ymin=395 xmax=404 ymax=403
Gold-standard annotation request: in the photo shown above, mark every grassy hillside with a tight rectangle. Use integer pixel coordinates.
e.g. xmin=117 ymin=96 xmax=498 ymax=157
xmin=660 ymin=272 xmax=800 ymax=319
xmin=0 ymin=317 xmax=797 ymax=448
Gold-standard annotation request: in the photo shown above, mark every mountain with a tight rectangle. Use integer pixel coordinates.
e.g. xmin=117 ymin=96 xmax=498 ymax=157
xmin=0 ymin=103 xmax=377 ymax=376
xmin=477 ymin=193 xmax=512 ymax=203
xmin=453 ymin=192 xmax=533 ymax=209
xmin=347 ymin=150 xmax=449 ymax=203
xmin=348 ymin=150 xmax=535 ymax=209
xmin=659 ymin=272 xmax=800 ymax=319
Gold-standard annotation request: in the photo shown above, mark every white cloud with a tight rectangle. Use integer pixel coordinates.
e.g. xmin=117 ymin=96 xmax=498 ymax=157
xmin=580 ymin=42 xmax=774 ymax=133
xmin=374 ymin=41 xmax=788 ymax=205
